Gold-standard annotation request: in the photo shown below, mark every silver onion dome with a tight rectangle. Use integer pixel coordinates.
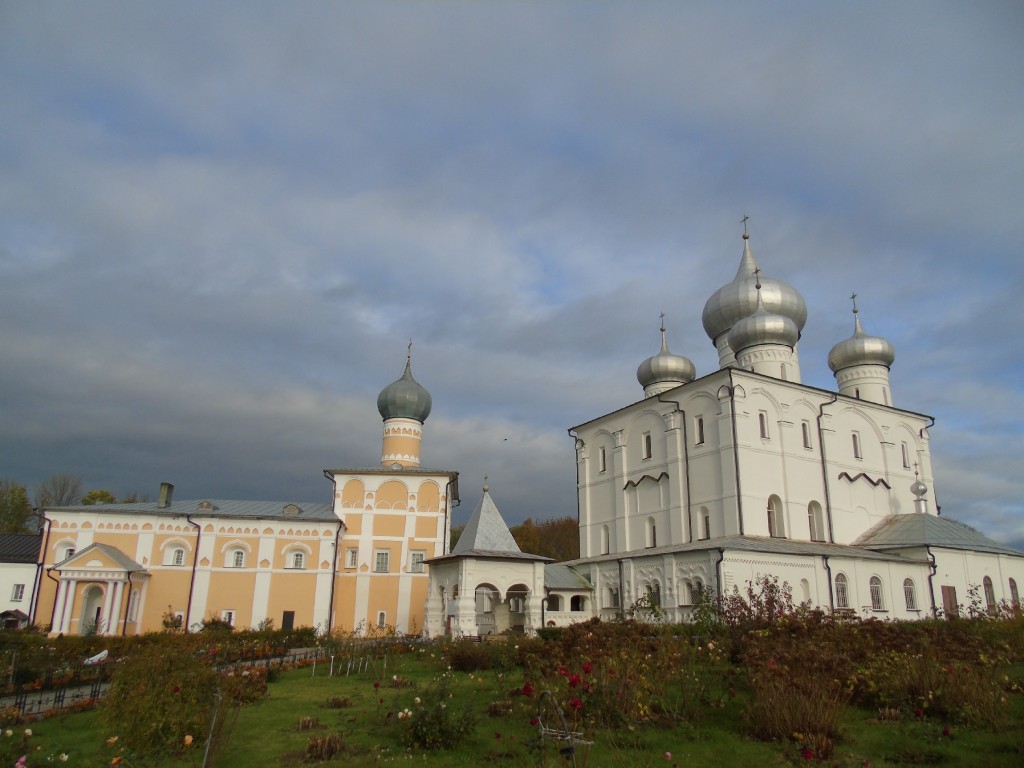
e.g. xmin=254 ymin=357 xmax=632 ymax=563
xmin=911 ymin=477 xmax=928 ymax=498
xmin=828 ymin=300 xmax=895 ymax=373
xmin=702 ymin=233 xmax=807 ymax=343
xmin=377 ymin=355 xmax=432 ymax=423
xmin=637 ymin=319 xmax=696 ymax=390
xmin=727 ymin=286 xmax=800 ymax=354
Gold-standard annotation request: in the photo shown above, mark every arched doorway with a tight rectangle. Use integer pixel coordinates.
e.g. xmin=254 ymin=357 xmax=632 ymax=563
xmin=79 ymin=585 xmax=104 ymax=635
xmin=506 ymin=584 xmax=530 ymax=633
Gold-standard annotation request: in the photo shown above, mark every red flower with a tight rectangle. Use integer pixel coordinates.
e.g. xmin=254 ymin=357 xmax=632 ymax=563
xmin=568 ymin=674 xmax=581 ymax=688
xmin=582 ymin=661 xmax=593 ymax=674
xmin=801 ymin=747 xmax=814 ymax=760
xmin=173 ymin=686 xmax=180 ymax=694
xmin=373 ymin=681 xmax=380 ymax=689
xmin=568 ymin=698 xmax=583 ymax=711
xmin=494 ymin=732 xmax=502 ymax=740
xmin=522 ymin=682 xmax=534 ymax=697
xmin=558 ymin=667 xmax=569 ymax=677
xmin=914 ymin=708 xmax=925 ymax=719
xmin=529 ymin=716 xmax=539 ymax=727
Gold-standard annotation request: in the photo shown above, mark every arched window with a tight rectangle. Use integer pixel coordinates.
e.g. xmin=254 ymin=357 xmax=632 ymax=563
xmin=903 ymin=578 xmax=918 ymax=611
xmin=646 ymin=583 xmax=661 ymax=609
xmin=695 ymin=416 xmax=705 ymax=445
xmin=571 ymin=595 xmax=586 ymax=612
xmin=601 ymin=525 xmax=610 ymax=555
xmin=767 ymin=495 xmax=784 ymax=538
xmin=852 ymin=432 xmax=862 ymax=460
xmin=646 ymin=517 xmax=657 ymax=548
xmin=702 ymin=508 xmax=711 ymax=540
xmin=869 ymin=576 xmax=884 ymax=611
xmin=231 ymin=549 xmax=245 ymax=568
xmin=835 ymin=573 xmax=849 ymax=609
xmin=642 ymin=432 xmax=652 ymax=460
xmin=1010 ymin=578 xmax=1020 ymax=607
xmin=759 ymin=412 xmax=770 ymax=439
xmin=172 ymin=548 xmax=185 ymax=566
xmin=800 ymin=578 xmax=810 ymax=604
xmin=687 ymin=580 xmax=703 ymax=605
xmin=377 ymin=611 xmax=386 ymax=628
xmin=290 ymin=551 xmax=305 ymax=569
xmin=983 ymin=576 xmax=996 ymax=612
xmin=807 ymin=502 xmax=824 ymax=542
xmin=548 ymin=595 xmax=561 ymax=611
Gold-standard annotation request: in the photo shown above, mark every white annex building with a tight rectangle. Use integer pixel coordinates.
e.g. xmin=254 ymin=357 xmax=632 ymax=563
xmin=429 ymin=231 xmax=1024 ymax=634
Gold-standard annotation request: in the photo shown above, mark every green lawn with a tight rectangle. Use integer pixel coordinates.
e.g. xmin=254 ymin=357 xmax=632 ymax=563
xmin=9 ymin=646 xmax=1024 ymax=768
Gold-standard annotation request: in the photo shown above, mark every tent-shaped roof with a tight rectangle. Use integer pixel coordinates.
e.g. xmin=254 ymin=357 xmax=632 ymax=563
xmin=431 ymin=488 xmax=548 ymax=563
xmin=855 ymin=514 xmax=1023 ymax=556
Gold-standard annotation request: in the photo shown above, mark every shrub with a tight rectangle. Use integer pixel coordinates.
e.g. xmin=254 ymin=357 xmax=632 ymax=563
xmin=400 ymin=673 xmax=478 ymax=750
xmin=305 ymin=732 xmax=346 ymax=761
xmin=744 ymin=661 xmax=849 ymax=743
xmin=102 ymin=643 xmax=219 ymax=756
xmin=444 ymin=638 xmax=493 ymax=671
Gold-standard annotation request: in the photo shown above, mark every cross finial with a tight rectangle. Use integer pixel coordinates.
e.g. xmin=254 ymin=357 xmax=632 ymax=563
xmin=483 ymin=474 xmax=489 ymax=493
xmin=850 ymin=292 xmax=859 ymax=314
xmin=753 ymin=266 xmax=762 ymax=290
xmin=659 ymin=311 xmax=665 ymax=333
xmin=741 ymin=214 xmax=749 ymax=235
xmin=407 ymin=338 xmax=412 ymax=363
xmin=913 ymin=462 xmax=919 ymax=478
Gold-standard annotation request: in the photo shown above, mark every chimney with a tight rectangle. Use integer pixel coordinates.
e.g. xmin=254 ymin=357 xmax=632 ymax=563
xmin=158 ymin=482 xmax=174 ymax=509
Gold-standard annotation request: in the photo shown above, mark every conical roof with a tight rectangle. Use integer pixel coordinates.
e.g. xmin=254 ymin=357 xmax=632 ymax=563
xmin=452 ymin=486 xmax=521 ymax=555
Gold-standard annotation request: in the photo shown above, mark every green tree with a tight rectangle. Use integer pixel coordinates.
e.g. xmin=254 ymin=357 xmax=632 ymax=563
xmin=510 ymin=516 xmax=579 ymax=561
xmin=81 ymin=489 xmax=117 ymax=505
xmin=449 ymin=524 xmax=464 ymax=552
xmin=0 ymin=480 xmax=33 ymax=533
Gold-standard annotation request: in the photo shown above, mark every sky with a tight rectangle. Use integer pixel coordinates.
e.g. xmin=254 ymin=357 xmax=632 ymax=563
xmin=1 ymin=2 xmax=1022 ymax=545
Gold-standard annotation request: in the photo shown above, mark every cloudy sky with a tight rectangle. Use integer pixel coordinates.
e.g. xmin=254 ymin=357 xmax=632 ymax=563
xmin=2 ymin=2 xmax=1022 ymax=544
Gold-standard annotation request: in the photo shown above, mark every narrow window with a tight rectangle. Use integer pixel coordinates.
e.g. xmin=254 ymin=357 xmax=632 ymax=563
xmin=759 ymin=412 xmax=769 ymax=439
xmin=374 ymin=551 xmax=390 ymax=573
xmin=281 ymin=610 xmax=295 ymax=630
xmin=854 ymin=387 xmax=861 ymax=399
xmin=695 ymin=416 xmax=705 ymax=445
xmin=377 ymin=611 xmax=387 ymax=628
xmin=901 ymin=442 xmax=911 ymax=468
xmin=767 ymin=496 xmax=784 ymax=538
xmin=11 ymin=584 xmax=24 ymax=602
xmin=687 ymin=581 xmax=703 ymax=605
xmin=172 ymin=548 xmax=185 ymax=566
xmin=232 ymin=550 xmax=245 ymax=568
xmin=702 ymin=510 xmax=711 ymax=540
xmin=983 ymin=576 xmax=996 ymax=612
xmin=291 ymin=552 xmax=305 ymax=569
xmin=1010 ymin=578 xmax=1020 ymax=607
xmin=410 ymin=551 xmax=425 ymax=573
xmin=800 ymin=579 xmax=810 ymax=603
xmin=852 ymin=432 xmax=862 ymax=460
xmin=221 ymin=609 xmax=235 ymax=627
xmin=808 ymin=502 xmax=824 ymax=542
xmin=642 ymin=432 xmax=652 ymax=459
xmin=802 ymin=421 xmax=812 ymax=449
xmin=62 ymin=547 xmax=75 ymax=561
xmin=345 ymin=548 xmax=358 ymax=568
xmin=647 ymin=518 xmax=657 ymax=548
xmin=601 ymin=525 xmax=610 ymax=555
xmin=598 ymin=446 xmax=607 ymax=473
xmin=607 ymin=587 xmax=620 ymax=609
xmin=903 ymin=578 xmax=918 ymax=611
xmin=869 ymin=576 xmax=884 ymax=610
xmin=835 ymin=573 xmax=849 ymax=609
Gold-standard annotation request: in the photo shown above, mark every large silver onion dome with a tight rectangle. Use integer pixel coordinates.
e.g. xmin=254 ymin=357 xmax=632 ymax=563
xmin=728 ymin=288 xmax=800 ymax=353
xmin=377 ymin=356 xmax=432 ymax=423
xmin=828 ymin=304 xmax=895 ymax=372
xmin=702 ymin=233 xmax=807 ymax=343
xmin=637 ymin=321 xmax=696 ymax=389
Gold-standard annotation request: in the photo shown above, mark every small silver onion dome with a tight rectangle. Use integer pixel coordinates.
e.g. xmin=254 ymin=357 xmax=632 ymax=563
xmin=828 ymin=297 xmax=895 ymax=373
xmin=377 ymin=353 xmax=432 ymax=423
xmin=911 ymin=477 xmax=928 ymax=498
xmin=727 ymin=282 xmax=800 ymax=353
xmin=637 ymin=318 xmax=696 ymax=389
xmin=702 ymin=232 xmax=807 ymax=343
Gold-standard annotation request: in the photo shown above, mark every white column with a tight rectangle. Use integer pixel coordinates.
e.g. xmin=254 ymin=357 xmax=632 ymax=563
xmin=59 ymin=579 xmax=78 ymax=634
xmin=100 ymin=582 xmax=114 ymax=633
xmin=107 ymin=581 xmax=124 ymax=634
xmin=53 ymin=580 xmax=68 ymax=635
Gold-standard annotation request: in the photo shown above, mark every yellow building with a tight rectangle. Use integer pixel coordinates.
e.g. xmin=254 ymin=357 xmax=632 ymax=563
xmin=33 ymin=356 xmax=459 ymax=635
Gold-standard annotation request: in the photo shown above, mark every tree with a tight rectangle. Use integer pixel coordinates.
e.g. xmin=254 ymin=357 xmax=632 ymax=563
xmin=511 ymin=516 xmax=579 ymax=561
xmin=509 ymin=518 xmax=542 ymax=555
xmin=81 ymin=489 xmax=117 ymax=506
xmin=0 ymin=480 xmax=34 ymax=534
xmin=449 ymin=524 xmax=465 ymax=553
xmin=33 ymin=473 xmax=83 ymax=508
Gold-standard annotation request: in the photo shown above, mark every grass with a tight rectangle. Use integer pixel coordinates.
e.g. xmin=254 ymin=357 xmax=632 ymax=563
xmin=7 ymin=637 xmax=1024 ymax=767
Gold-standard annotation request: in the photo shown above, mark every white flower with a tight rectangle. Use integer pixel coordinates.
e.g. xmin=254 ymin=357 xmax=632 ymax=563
xmin=414 ymin=697 xmax=421 ymax=705
xmin=59 ymin=755 xmax=69 ymax=762
xmin=4 ymin=729 xmax=12 ymax=737
xmin=23 ymin=729 xmax=32 ymax=737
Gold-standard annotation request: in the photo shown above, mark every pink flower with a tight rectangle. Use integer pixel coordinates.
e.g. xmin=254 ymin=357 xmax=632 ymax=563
xmin=664 ymin=752 xmax=672 ymax=760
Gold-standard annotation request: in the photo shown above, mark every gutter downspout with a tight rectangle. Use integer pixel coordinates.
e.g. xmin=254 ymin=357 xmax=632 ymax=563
xmin=728 ymin=370 xmax=744 ymax=535
xmin=926 ymin=546 xmax=938 ymax=618
xmin=185 ymin=514 xmax=202 ymax=633
xmin=921 ymin=416 xmax=939 ymax=514
xmin=822 ymin=555 xmax=834 ymax=611
xmin=713 ymin=548 xmax=725 ymax=599
xmin=30 ymin=511 xmax=52 ymax=626
xmin=568 ymin=428 xmax=584 ymax=556
xmin=322 ymin=470 xmax=341 ymax=634
xmin=655 ymin=393 xmax=692 ymax=543
xmin=617 ymin=559 xmax=626 ymax=621
xmin=817 ymin=393 xmax=839 ymax=543
xmin=45 ymin=566 xmax=62 ymax=632
xmin=444 ymin=475 xmax=461 ymax=555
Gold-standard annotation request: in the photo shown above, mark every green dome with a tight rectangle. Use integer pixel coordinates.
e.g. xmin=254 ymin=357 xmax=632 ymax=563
xmin=377 ymin=359 xmax=432 ymax=423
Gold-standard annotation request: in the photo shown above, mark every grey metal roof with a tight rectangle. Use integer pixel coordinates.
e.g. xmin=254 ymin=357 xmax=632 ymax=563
xmin=855 ymin=514 xmax=1024 ymax=556
xmin=429 ymin=549 xmax=549 ymax=564
xmin=544 ymin=562 xmax=593 ymax=591
xmin=452 ymin=490 xmax=521 ymax=555
xmin=46 ymin=499 xmax=338 ymax=522
xmin=562 ymin=534 xmax=928 ymax=567
xmin=0 ymin=533 xmax=41 ymax=563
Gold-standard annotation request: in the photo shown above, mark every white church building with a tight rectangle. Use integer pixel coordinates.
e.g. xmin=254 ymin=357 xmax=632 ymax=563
xmin=428 ymin=231 xmax=1024 ymax=635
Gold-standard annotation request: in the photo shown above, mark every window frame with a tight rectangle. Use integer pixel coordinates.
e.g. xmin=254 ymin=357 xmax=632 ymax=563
xmin=289 ymin=551 xmax=305 ymax=570
xmin=11 ymin=584 xmax=24 ymax=602
xmin=835 ymin=573 xmax=849 ymax=609
xmin=598 ymin=446 xmax=607 ymax=473
xmin=374 ymin=550 xmax=390 ymax=573
xmin=230 ymin=549 xmax=245 ymax=568
xmin=758 ymin=411 xmax=770 ymax=439
xmin=221 ymin=609 xmax=235 ymax=627
xmin=852 ymin=431 xmax=862 ymax=460
xmin=695 ymin=416 xmax=705 ymax=446
xmin=409 ymin=550 xmax=425 ymax=573
xmin=345 ymin=548 xmax=358 ymax=569
xmin=641 ymin=431 xmax=652 ymax=460
xmin=903 ymin=578 xmax=918 ymax=611
xmin=869 ymin=575 xmax=885 ymax=611
xmin=801 ymin=421 xmax=812 ymax=449
xmin=171 ymin=548 xmax=185 ymax=567
xmin=983 ymin=576 xmax=996 ymax=612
